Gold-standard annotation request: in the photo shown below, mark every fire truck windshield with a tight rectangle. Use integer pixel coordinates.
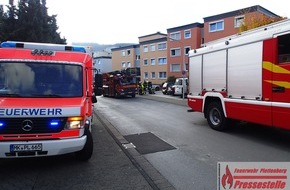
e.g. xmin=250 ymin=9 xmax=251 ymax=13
xmin=0 ymin=62 xmax=83 ymax=97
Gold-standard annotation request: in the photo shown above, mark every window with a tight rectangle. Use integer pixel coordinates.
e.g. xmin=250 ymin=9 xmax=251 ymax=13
xmin=158 ymin=72 xmax=166 ymax=79
xmin=278 ymin=33 xmax=290 ymax=64
xmin=136 ymin=55 xmax=140 ymax=60
xmin=158 ymin=42 xmax=167 ymax=50
xmin=171 ymin=64 xmax=181 ymax=72
xmin=185 ymin=63 xmax=189 ymax=71
xmin=143 ymin=59 xmax=148 ymax=66
xmin=127 ymin=49 xmax=131 ymax=56
xmin=209 ymin=20 xmax=224 ymax=32
xmin=122 ymin=62 xmax=126 ymax=68
xmin=184 ymin=46 xmax=191 ymax=55
xmin=158 ymin=57 xmax=167 ymax=65
xmin=235 ymin=16 xmax=244 ymax=28
xmin=121 ymin=50 xmax=125 ymax=56
xmin=151 ymin=72 xmax=156 ymax=79
xmin=170 ymin=48 xmax=181 ymax=56
xmin=0 ymin=62 xmax=83 ymax=97
xmin=170 ymin=32 xmax=181 ymax=40
xmin=127 ymin=62 xmax=131 ymax=67
xmin=144 ymin=72 xmax=148 ymax=79
xmin=150 ymin=44 xmax=155 ymax=51
xmin=143 ymin=45 xmax=148 ymax=52
xmin=184 ymin=30 xmax=191 ymax=39
xmin=150 ymin=58 xmax=156 ymax=65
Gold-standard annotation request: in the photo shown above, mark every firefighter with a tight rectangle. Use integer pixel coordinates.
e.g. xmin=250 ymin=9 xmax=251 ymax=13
xmin=138 ymin=81 xmax=145 ymax=95
xmin=147 ymin=81 xmax=155 ymax=94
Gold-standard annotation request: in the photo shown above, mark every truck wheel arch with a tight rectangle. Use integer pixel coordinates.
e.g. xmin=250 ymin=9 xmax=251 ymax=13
xmin=202 ymin=93 xmax=227 ymax=118
xmin=75 ymin=128 xmax=93 ymax=161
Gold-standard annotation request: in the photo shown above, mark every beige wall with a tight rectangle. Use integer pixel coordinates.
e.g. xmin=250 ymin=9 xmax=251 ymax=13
xmin=139 ymin=32 xmax=167 ymax=43
xmin=139 ymin=32 xmax=167 ymax=85
xmin=112 ymin=47 xmax=136 ymax=71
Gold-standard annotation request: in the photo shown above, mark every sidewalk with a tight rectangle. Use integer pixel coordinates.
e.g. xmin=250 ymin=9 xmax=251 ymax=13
xmin=137 ymin=91 xmax=188 ymax=107
xmin=93 ymin=99 xmax=176 ymax=190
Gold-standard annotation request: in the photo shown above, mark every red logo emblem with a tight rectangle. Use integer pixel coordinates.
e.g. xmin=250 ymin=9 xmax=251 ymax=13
xmin=222 ymin=165 xmax=233 ymax=189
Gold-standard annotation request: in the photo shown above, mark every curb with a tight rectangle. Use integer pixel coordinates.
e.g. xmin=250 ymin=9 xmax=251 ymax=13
xmin=94 ymin=109 xmax=176 ymax=190
xmin=137 ymin=93 xmax=187 ymax=107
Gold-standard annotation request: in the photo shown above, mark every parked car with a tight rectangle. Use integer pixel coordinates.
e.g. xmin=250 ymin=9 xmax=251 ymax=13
xmin=162 ymin=82 xmax=174 ymax=95
xmin=152 ymin=84 xmax=160 ymax=91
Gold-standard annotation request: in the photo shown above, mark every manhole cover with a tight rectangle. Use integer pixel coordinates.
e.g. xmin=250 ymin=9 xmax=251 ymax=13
xmin=124 ymin=132 xmax=176 ymax=154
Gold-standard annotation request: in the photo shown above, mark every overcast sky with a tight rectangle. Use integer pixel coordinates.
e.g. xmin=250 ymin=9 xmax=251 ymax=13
xmin=0 ymin=0 xmax=289 ymax=44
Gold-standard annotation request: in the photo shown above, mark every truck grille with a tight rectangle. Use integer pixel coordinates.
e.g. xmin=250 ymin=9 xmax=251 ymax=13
xmin=0 ymin=117 xmax=67 ymax=134
xmin=123 ymin=87 xmax=136 ymax=93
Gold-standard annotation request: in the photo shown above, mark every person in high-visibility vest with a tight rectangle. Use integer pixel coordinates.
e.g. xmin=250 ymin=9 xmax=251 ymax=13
xmin=138 ymin=81 xmax=145 ymax=95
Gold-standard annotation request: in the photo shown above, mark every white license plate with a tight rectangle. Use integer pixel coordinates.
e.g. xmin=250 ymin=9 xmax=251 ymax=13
xmin=10 ymin=144 xmax=42 ymax=152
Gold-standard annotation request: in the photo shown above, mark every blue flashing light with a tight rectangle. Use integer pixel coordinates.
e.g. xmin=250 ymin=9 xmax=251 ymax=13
xmin=72 ymin=46 xmax=86 ymax=53
xmin=49 ymin=120 xmax=60 ymax=128
xmin=0 ymin=121 xmax=5 ymax=129
xmin=1 ymin=41 xmax=88 ymax=53
xmin=1 ymin=42 xmax=17 ymax=48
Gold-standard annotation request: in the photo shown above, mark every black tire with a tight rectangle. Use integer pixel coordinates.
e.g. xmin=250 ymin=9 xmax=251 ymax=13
xmin=114 ymin=92 xmax=120 ymax=98
xmin=206 ymin=101 xmax=228 ymax=131
xmin=132 ymin=93 xmax=136 ymax=98
xmin=75 ymin=129 xmax=93 ymax=161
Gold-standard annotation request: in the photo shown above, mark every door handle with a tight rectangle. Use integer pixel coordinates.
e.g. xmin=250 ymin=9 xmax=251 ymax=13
xmin=272 ymin=86 xmax=285 ymax=92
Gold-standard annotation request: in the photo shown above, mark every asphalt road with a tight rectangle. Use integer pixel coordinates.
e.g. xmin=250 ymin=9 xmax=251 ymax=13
xmin=96 ymin=92 xmax=290 ymax=190
xmin=0 ymin=111 xmax=155 ymax=190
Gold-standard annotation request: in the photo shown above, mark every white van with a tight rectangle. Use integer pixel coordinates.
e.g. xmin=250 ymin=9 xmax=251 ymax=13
xmin=173 ymin=77 xmax=188 ymax=98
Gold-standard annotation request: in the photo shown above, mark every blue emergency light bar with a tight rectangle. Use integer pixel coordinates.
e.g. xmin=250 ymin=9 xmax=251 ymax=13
xmin=0 ymin=41 xmax=87 ymax=53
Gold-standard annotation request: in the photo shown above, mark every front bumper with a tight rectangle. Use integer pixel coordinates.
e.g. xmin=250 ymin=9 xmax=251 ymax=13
xmin=0 ymin=136 xmax=87 ymax=158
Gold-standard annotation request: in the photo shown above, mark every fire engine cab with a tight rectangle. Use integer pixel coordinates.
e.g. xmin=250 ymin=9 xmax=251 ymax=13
xmin=0 ymin=41 xmax=97 ymax=160
xmin=188 ymin=19 xmax=290 ymax=131
xmin=102 ymin=69 xmax=138 ymax=98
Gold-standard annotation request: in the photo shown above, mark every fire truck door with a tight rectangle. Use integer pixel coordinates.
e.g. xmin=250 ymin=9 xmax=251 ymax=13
xmin=271 ymin=33 xmax=290 ymax=129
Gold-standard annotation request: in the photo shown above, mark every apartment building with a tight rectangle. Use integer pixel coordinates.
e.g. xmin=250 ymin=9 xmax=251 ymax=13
xmin=109 ymin=5 xmax=281 ymax=86
xmin=167 ymin=23 xmax=203 ymax=79
xmin=203 ymin=5 xmax=280 ymax=43
xmin=93 ymin=51 xmax=112 ymax=74
xmin=111 ymin=44 xmax=140 ymax=71
xmin=138 ymin=32 xmax=168 ymax=85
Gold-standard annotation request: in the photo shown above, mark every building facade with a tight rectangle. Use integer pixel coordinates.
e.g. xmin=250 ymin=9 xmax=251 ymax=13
xmin=111 ymin=44 xmax=140 ymax=71
xmin=109 ymin=5 xmax=281 ymax=86
xmin=138 ymin=32 xmax=168 ymax=85
xmin=203 ymin=5 xmax=279 ymax=43
xmin=93 ymin=51 xmax=112 ymax=75
xmin=166 ymin=23 xmax=204 ymax=79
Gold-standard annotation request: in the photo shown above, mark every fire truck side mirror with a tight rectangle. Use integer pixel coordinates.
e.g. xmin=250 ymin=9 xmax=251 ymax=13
xmin=94 ymin=74 xmax=103 ymax=96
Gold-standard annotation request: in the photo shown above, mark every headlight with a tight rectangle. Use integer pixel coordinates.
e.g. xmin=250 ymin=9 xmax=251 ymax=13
xmin=65 ymin=116 xmax=84 ymax=129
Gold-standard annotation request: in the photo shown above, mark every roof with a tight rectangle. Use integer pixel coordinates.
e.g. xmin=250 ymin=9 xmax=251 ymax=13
xmin=167 ymin=22 xmax=204 ymax=33
xmin=139 ymin=37 xmax=167 ymax=45
xmin=111 ymin=44 xmax=139 ymax=51
xmin=138 ymin=31 xmax=167 ymax=39
xmin=203 ymin=5 xmax=280 ymax=22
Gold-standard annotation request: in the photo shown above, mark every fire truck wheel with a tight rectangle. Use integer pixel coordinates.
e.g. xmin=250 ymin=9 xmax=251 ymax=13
xmin=206 ymin=101 xmax=228 ymax=131
xmin=75 ymin=129 xmax=93 ymax=161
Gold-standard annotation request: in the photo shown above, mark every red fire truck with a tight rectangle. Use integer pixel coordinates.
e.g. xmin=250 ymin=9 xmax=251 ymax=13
xmin=102 ymin=69 xmax=138 ymax=98
xmin=188 ymin=19 xmax=290 ymax=131
xmin=0 ymin=41 xmax=97 ymax=160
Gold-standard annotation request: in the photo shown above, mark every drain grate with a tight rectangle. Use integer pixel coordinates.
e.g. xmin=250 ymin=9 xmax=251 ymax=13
xmin=124 ymin=132 xmax=176 ymax=154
